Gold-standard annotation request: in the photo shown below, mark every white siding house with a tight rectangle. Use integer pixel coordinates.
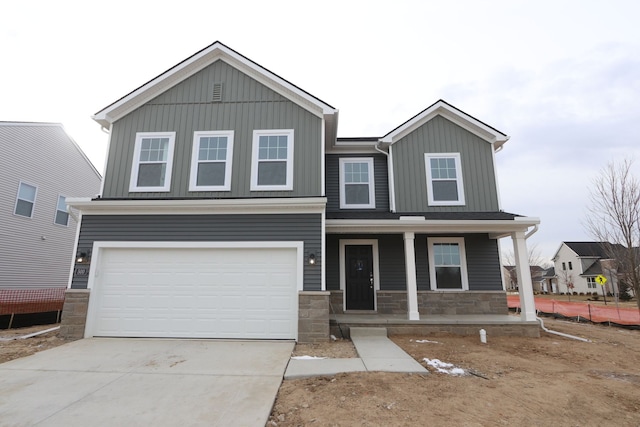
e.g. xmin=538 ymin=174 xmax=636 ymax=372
xmin=0 ymin=122 xmax=101 ymax=289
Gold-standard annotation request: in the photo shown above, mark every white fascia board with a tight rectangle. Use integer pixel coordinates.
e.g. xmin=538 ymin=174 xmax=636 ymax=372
xmin=93 ymin=43 xmax=337 ymax=127
xmin=66 ymin=197 xmax=327 ymax=215
xmin=325 ymin=146 xmax=380 ymax=154
xmin=326 ymin=217 xmax=540 ymax=235
xmin=380 ymin=101 xmax=509 ymax=146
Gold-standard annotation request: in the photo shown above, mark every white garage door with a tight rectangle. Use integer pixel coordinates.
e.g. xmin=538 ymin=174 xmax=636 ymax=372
xmin=88 ymin=246 xmax=299 ymax=339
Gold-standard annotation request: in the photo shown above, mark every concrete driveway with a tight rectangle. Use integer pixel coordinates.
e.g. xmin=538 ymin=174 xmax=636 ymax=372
xmin=0 ymin=338 xmax=294 ymax=426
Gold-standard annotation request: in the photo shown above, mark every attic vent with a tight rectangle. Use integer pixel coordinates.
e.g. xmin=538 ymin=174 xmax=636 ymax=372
xmin=211 ymin=83 xmax=223 ymax=102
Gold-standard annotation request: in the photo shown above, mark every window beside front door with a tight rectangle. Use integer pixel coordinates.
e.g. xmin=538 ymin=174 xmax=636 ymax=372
xmin=339 ymin=158 xmax=375 ymax=209
xmin=427 ymin=237 xmax=469 ymax=290
xmin=250 ymin=129 xmax=294 ymax=191
xmin=424 ymin=153 xmax=465 ymax=206
xmin=129 ymin=132 xmax=176 ymax=192
xmin=189 ymin=130 xmax=234 ymax=191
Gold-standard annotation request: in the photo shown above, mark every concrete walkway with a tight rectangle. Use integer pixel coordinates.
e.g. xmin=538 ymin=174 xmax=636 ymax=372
xmin=285 ymin=327 xmax=427 ymax=379
xmin=0 ymin=338 xmax=293 ymax=426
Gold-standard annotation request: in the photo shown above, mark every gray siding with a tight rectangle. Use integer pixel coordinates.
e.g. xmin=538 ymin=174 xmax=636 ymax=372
xmin=0 ymin=124 xmax=101 ymax=289
xmin=72 ymin=214 xmax=321 ymax=290
xmin=103 ymin=60 xmax=322 ymax=199
xmin=392 ymin=115 xmax=500 ymax=212
xmin=325 ymin=154 xmax=389 ymax=212
xmin=327 ymin=233 xmax=502 ymax=292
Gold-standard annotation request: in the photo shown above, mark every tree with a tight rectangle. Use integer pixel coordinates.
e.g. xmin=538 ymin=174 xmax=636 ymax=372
xmin=502 ymin=244 xmax=552 ymax=269
xmin=558 ymin=268 xmax=575 ymax=301
xmin=585 ymin=159 xmax=640 ymax=311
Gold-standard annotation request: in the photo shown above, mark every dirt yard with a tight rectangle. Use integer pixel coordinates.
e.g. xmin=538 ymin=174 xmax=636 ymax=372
xmin=270 ymin=318 xmax=640 ymax=427
xmin=2 ymin=320 xmax=639 ymax=426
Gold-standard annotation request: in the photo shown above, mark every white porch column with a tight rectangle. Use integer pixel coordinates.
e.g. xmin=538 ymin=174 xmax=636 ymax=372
xmin=404 ymin=232 xmax=420 ymax=320
xmin=512 ymin=231 xmax=536 ymax=321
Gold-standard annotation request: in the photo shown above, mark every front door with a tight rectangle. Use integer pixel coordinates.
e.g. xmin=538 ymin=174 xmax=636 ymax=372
xmin=345 ymin=245 xmax=375 ymax=310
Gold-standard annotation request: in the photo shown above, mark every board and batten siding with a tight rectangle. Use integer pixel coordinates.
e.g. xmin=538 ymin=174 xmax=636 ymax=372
xmin=327 ymin=233 xmax=502 ymax=292
xmin=0 ymin=124 xmax=101 ymax=289
xmin=325 ymin=154 xmax=389 ymax=212
xmin=103 ymin=60 xmax=322 ymax=199
xmin=71 ymin=214 xmax=321 ymax=291
xmin=392 ymin=115 xmax=500 ymax=212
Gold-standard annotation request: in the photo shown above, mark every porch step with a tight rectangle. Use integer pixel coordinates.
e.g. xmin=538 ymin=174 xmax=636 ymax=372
xmin=349 ymin=327 xmax=388 ymax=337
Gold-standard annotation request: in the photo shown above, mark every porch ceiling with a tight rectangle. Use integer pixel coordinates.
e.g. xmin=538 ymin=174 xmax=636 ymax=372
xmin=325 ymin=217 xmax=540 ymax=238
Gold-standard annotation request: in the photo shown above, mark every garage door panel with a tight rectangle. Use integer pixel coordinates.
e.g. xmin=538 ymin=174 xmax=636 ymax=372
xmin=91 ymin=246 xmax=298 ymax=339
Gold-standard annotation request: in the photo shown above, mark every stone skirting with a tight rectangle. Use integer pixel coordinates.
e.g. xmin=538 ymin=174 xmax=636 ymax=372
xmin=298 ymin=291 xmax=330 ymax=343
xmin=328 ymin=290 xmax=508 ymax=315
xmin=59 ymin=289 xmax=90 ymax=340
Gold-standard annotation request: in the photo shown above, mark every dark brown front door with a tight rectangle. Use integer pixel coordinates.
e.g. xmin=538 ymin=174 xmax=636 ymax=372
xmin=345 ymin=245 xmax=374 ymax=310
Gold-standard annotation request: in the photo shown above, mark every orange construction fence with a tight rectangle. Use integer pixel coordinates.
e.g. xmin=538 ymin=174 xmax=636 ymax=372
xmin=0 ymin=288 xmax=66 ymax=328
xmin=507 ymin=295 xmax=640 ymax=326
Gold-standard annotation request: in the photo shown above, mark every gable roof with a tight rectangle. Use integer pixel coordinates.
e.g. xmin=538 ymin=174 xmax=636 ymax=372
xmin=564 ymin=242 xmax=616 ymax=258
xmin=92 ymin=41 xmax=338 ymax=131
xmin=0 ymin=122 xmax=101 ymax=179
xmin=379 ymin=99 xmax=509 ymax=148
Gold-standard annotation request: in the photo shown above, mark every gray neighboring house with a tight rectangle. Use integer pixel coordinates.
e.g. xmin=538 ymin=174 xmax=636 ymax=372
xmin=62 ymin=42 xmax=540 ymax=343
xmin=0 ymin=122 xmax=101 ymax=290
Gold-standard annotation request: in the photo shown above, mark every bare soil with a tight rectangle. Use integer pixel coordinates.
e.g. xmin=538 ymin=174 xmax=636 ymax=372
xmin=0 ymin=325 xmax=67 ymax=364
xmin=270 ymin=318 xmax=640 ymax=426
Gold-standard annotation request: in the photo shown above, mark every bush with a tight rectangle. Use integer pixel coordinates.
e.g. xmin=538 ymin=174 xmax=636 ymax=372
xmin=619 ymin=281 xmax=633 ymax=301
xmin=573 ymin=291 xmax=578 ymax=296
xmin=579 ymin=292 xmax=585 ymax=296
xmin=591 ymin=294 xmax=600 ymax=301
xmin=560 ymin=292 xmax=565 ymax=295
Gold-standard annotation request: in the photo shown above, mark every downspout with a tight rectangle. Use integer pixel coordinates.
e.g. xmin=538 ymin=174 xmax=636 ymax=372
xmin=521 ymin=224 xmax=589 ymax=342
xmin=375 ymin=142 xmax=395 ymax=212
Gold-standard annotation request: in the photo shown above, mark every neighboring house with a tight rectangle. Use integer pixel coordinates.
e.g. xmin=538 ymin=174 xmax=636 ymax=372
xmin=552 ymin=242 xmax=620 ymax=295
xmin=542 ymin=267 xmax=558 ymax=294
xmin=0 ymin=122 xmax=101 ymax=290
xmin=61 ymin=42 xmax=540 ymax=342
xmin=503 ymin=265 xmax=546 ymax=292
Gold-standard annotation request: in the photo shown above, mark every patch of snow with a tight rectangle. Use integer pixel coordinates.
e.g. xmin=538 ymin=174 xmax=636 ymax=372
xmin=415 ymin=339 xmax=440 ymax=344
xmin=330 ymin=334 xmax=337 ymax=341
xmin=423 ymin=358 xmax=466 ymax=375
xmin=291 ymin=355 xmax=328 ymax=360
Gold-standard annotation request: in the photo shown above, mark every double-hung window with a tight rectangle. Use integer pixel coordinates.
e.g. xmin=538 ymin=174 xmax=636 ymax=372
xmin=427 ymin=237 xmax=469 ymax=290
xmin=54 ymin=195 xmax=69 ymax=226
xmin=425 ymin=153 xmax=465 ymax=205
xmin=339 ymin=158 xmax=375 ymax=209
xmin=189 ymin=131 xmax=234 ymax=191
xmin=587 ymin=277 xmax=598 ymax=289
xmin=129 ymin=132 xmax=175 ymax=192
xmin=14 ymin=182 xmax=37 ymax=218
xmin=251 ymin=129 xmax=294 ymax=191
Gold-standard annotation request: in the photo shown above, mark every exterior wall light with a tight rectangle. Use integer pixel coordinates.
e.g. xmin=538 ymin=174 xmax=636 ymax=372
xmin=308 ymin=253 xmax=316 ymax=265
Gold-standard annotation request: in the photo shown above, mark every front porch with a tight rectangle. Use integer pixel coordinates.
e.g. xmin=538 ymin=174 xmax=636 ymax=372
xmin=330 ymin=313 xmax=540 ymax=338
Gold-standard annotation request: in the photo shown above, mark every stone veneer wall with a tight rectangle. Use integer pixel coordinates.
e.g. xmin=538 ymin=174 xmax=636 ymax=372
xmin=329 ymin=290 xmax=508 ymax=315
xmin=417 ymin=291 xmax=508 ymax=315
xmin=298 ymin=291 xmax=330 ymax=343
xmin=59 ymin=289 xmax=90 ymax=340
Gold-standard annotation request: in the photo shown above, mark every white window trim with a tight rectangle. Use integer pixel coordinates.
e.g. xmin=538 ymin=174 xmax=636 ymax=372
xmin=250 ymin=129 xmax=294 ymax=191
xmin=424 ymin=153 xmax=465 ymax=206
xmin=14 ymin=181 xmax=38 ymax=218
xmin=54 ymin=194 xmax=69 ymax=227
xmin=188 ymin=130 xmax=234 ymax=191
xmin=427 ymin=237 xmax=469 ymax=291
xmin=339 ymin=157 xmax=376 ymax=209
xmin=129 ymin=131 xmax=176 ymax=192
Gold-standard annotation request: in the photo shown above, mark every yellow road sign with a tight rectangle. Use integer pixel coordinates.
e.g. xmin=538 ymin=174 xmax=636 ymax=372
xmin=595 ymin=275 xmax=607 ymax=285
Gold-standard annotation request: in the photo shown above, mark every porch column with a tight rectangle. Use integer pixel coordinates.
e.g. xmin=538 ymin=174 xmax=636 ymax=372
xmin=404 ymin=232 xmax=420 ymax=320
xmin=512 ymin=231 xmax=536 ymax=321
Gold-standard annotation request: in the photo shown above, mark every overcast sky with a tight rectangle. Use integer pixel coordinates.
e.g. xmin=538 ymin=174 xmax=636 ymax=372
xmin=2 ymin=0 xmax=639 ymax=262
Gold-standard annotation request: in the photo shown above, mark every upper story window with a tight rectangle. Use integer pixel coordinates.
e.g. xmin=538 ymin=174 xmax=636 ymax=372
xmin=562 ymin=262 xmax=566 ymax=270
xmin=339 ymin=158 xmax=375 ymax=209
xmin=568 ymin=261 xmax=573 ymax=270
xmin=14 ymin=181 xmax=37 ymax=218
xmin=250 ymin=129 xmax=294 ymax=191
xmin=424 ymin=153 xmax=465 ymax=206
xmin=427 ymin=237 xmax=469 ymax=290
xmin=54 ymin=195 xmax=69 ymax=226
xmin=129 ymin=132 xmax=176 ymax=192
xmin=189 ymin=131 xmax=234 ymax=191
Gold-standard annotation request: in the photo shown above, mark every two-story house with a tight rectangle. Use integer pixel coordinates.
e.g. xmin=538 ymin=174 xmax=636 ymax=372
xmin=0 ymin=122 xmax=101 ymax=290
xmin=552 ymin=242 xmax=620 ymax=295
xmin=61 ymin=42 xmax=540 ymax=342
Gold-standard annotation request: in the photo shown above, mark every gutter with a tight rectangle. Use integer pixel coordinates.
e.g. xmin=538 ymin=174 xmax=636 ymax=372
xmin=375 ymin=142 xmax=396 ymax=212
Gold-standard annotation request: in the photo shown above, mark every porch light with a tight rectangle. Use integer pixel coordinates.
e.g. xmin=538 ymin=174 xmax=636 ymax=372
xmin=76 ymin=252 xmax=86 ymax=263
xmin=308 ymin=253 xmax=316 ymax=265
